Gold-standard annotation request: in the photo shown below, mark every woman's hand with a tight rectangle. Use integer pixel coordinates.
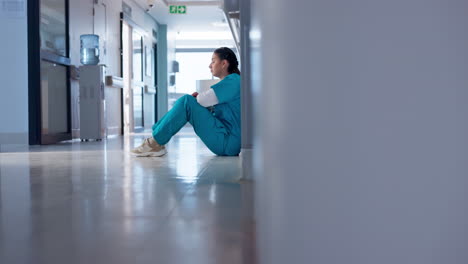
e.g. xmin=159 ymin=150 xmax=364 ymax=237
xmin=191 ymin=92 xmax=199 ymax=98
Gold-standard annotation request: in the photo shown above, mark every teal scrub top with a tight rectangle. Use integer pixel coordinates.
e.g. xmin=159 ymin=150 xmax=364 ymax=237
xmin=211 ymin=73 xmax=241 ymax=139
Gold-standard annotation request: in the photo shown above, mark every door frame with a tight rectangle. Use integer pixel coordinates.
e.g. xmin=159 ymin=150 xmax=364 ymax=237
xmin=28 ymin=0 xmax=72 ymax=145
xmin=121 ymin=18 xmax=133 ymax=135
xmin=153 ymin=42 xmax=158 ymax=123
xmin=120 ymin=12 xmax=147 ymax=134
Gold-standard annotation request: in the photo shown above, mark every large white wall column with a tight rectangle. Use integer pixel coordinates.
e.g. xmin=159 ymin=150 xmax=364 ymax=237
xmin=240 ymin=0 xmax=253 ymax=180
xmin=252 ymin=1 xmax=468 ymax=264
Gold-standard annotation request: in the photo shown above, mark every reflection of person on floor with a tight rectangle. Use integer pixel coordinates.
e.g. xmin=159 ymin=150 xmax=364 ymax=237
xmin=131 ymin=47 xmax=241 ymax=157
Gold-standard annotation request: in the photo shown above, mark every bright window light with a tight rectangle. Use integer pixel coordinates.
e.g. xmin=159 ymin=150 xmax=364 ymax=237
xmin=168 ymin=52 xmax=216 ymax=110
xmin=175 ymin=52 xmax=214 ymax=94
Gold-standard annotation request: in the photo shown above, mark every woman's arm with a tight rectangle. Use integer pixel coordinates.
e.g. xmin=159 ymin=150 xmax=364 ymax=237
xmin=196 ymin=88 xmax=219 ymax=107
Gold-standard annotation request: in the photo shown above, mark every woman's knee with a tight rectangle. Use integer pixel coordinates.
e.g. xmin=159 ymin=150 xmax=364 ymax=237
xmin=174 ymin=94 xmax=192 ymax=104
xmin=180 ymin=94 xmax=196 ymax=104
xmin=172 ymin=94 xmax=197 ymax=111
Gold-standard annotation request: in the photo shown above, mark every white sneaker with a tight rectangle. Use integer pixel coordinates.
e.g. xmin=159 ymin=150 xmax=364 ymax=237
xmin=130 ymin=138 xmax=167 ymax=157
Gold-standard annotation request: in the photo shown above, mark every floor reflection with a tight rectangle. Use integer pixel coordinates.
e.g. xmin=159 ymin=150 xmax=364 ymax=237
xmin=0 ymin=127 xmax=255 ymax=264
xmin=0 ymin=153 xmax=33 ymax=263
xmin=175 ymin=137 xmax=201 ymax=183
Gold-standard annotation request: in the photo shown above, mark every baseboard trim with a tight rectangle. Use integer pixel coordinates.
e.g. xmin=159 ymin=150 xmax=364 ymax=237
xmin=107 ymin=126 xmax=121 ymax=136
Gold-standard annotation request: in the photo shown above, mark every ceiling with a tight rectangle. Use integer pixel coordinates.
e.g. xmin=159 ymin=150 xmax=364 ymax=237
xmin=133 ymin=0 xmax=235 ymax=48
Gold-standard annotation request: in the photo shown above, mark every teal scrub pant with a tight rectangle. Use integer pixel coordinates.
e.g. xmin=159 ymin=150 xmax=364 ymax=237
xmin=152 ymin=95 xmax=240 ymax=156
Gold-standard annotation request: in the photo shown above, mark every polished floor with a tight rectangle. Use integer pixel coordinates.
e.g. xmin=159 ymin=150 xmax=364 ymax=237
xmin=0 ymin=127 xmax=255 ymax=264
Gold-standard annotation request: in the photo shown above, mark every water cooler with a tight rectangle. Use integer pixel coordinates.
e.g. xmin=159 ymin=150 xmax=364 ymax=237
xmin=79 ymin=65 xmax=106 ymax=141
xmin=79 ymin=34 xmax=106 ymax=141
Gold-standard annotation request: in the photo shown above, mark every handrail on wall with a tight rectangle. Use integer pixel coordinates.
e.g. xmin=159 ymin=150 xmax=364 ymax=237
xmin=105 ymin=75 xmax=124 ymax=88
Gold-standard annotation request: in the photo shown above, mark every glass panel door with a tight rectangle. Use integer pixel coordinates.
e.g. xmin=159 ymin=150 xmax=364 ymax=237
xmin=132 ymin=32 xmax=143 ymax=82
xmin=132 ymin=31 xmax=144 ymax=131
xmin=39 ymin=0 xmax=71 ymax=144
xmin=40 ymin=0 xmax=67 ymax=57
xmin=133 ymin=87 xmax=144 ymax=130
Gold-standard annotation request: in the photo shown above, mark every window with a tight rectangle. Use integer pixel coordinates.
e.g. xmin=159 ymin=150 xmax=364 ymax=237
xmin=174 ymin=52 xmax=213 ymax=94
xmin=168 ymin=52 xmax=215 ymax=110
xmin=132 ymin=31 xmax=143 ymax=82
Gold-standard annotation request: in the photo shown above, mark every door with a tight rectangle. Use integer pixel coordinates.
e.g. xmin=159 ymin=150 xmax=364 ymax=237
xmin=30 ymin=0 xmax=72 ymax=144
xmin=153 ymin=43 xmax=158 ymax=123
xmin=122 ymin=20 xmax=133 ymax=135
xmin=132 ymin=31 xmax=144 ymax=132
xmin=121 ymin=16 xmax=146 ymax=134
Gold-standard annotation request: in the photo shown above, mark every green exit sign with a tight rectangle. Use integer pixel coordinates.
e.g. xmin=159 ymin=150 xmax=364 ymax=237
xmin=169 ymin=5 xmax=186 ymax=14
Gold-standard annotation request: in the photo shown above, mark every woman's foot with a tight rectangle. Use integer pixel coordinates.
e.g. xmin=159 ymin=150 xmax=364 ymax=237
xmin=130 ymin=137 xmax=167 ymax=157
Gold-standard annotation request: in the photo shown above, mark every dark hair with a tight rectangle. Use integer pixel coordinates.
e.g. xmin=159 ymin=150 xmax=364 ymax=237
xmin=214 ymin=47 xmax=240 ymax=75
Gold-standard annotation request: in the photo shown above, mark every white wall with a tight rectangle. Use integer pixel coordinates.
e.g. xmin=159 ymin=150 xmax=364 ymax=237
xmin=253 ymin=1 xmax=468 ymax=264
xmin=106 ymin=0 xmax=124 ymax=77
xmin=0 ymin=2 xmax=29 ymax=146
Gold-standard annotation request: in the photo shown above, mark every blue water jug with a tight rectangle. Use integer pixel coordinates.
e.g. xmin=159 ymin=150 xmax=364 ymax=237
xmin=80 ymin=34 xmax=100 ymax=65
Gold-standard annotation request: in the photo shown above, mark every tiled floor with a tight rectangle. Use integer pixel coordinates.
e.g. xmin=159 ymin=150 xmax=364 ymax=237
xmin=0 ymin=127 xmax=256 ymax=264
